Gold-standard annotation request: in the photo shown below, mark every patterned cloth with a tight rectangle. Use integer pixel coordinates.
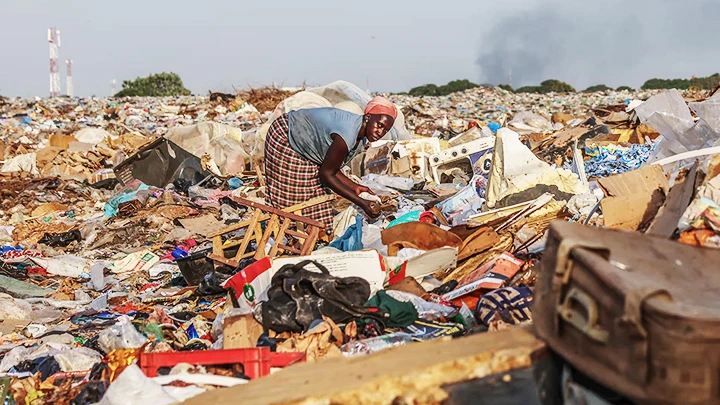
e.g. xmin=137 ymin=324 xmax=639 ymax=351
xmin=475 ymin=286 xmax=533 ymax=326
xmin=264 ymin=114 xmax=334 ymax=227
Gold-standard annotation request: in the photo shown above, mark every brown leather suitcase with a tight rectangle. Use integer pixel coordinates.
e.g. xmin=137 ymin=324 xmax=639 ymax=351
xmin=534 ymin=221 xmax=720 ymax=405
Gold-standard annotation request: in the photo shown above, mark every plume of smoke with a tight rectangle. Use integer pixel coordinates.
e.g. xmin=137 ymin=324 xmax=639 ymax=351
xmin=476 ymin=0 xmax=720 ymax=89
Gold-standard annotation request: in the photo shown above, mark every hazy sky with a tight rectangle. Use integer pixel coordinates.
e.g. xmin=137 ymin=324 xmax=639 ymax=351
xmin=2 ymin=0 xmax=719 ymax=97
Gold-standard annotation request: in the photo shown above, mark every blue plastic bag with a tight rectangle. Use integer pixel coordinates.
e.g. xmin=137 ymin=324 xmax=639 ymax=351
xmin=328 ymin=214 xmax=363 ymax=252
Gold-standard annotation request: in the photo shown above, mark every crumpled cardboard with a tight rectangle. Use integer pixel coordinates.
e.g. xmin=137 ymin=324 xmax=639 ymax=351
xmin=276 ymin=316 xmax=344 ymax=362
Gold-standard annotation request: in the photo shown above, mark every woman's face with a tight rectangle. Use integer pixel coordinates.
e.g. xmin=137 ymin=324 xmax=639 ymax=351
xmin=364 ymin=114 xmax=395 ymax=142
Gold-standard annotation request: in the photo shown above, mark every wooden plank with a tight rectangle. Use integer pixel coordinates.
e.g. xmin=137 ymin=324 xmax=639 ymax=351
xmin=207 ymin=254 xmax=239 ymax=268
xmin=646 ymin=163 xmax=698 ymax=237
xmin=217 ymin=239 xmax=245 ymax=250
xmin=231 ymin=197 xmax=327 ymax=229
xmin=284 ymin=229 xmax=308 ymax=240
xmin=207 ymin=196 xmax=333 ymax=239
xmin=234 ymin=210 xmax=263 ymax=260
xmin=276 ymin=244 xmax=301 ymax=255
xmin=254 ymin=215 xmax=280 ymax=260
xmin=253 ymin=222 xmax=263 ymax=246
xmin=212 ymin=235 xmax=223 ymax=257
xmin=300 ymin=226 xmax=320 ymax=255
xmin=287 ymin=194 xmax=335 ymax=215
xmin=207 ymin=217 xmax=257 ymax=238
xmin=269 ymin=218 xmax=292 ymax=257
xmin=239 ymin=251 xmax=255 ymax=260
xmin=183 ymin=326 xmax=546 ymax=405
xmin=254 ymin=158 xmax=266 ymax=188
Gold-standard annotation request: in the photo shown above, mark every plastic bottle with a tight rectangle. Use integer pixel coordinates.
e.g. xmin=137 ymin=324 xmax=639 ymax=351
xmin=341 ymin=332 xmax=414 ymax=356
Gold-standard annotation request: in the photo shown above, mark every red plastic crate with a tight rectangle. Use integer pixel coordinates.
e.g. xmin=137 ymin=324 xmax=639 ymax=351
xmin=138 ymin=348 xmax=305 ymax=379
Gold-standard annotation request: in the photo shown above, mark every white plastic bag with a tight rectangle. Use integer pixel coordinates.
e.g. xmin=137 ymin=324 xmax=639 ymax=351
xmin=99 ymin=364 xmax=179 ymax=405
xmin=0 ymin=293 xmax=32 ymax=320
xmin=98 ymin=315 xmax=148 ymax=353
xmin=306 ymin=80 xmax=411 ymax=141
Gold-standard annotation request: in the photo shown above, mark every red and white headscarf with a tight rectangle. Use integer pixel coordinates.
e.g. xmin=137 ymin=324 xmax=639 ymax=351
xmin=364 ymin=96 xmax=398 ymax=120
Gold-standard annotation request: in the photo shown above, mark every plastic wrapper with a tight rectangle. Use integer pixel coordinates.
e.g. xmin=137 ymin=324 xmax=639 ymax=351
xmin=30 ymin=255 xmax=89 ymax=277
xmin=436 ymin=180 xmax=483 ymax=225
xmin=384 ymin=290 xmax=458 ymax=320
xmin=98 ymin=316 xmax=148 ymax=353
xmin=210 ymin=313 xmax=224 ymax=341
xmin=678 ymin=172 xmax=720 ymax=231
xmin=0 ymin=343 xmax=72 ymax=373
xmin=636 ymin=90 xmax=720 ymax=164
xmin=689 ymin=93 xmax=720 ymax=134
xmin=53 ymin=347 xmax=103 ymax=372
xmin=360 ymin=174 xmax=414 ymax=194
xmin=361 ymin=222 xmax=386 ymax=255
xmin=341 ymin=332 xmax=414 ymax=356
xmin=31 ymin=308 xmax=63 ymax=323
xmin=508 ymin=111 xmax=554 ymax=134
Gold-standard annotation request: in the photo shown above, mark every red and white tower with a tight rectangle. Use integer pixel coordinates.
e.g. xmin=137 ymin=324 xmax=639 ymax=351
xmin=66 ymin=59 xmax=73 ymax=97
xmin=48 ymin=27 xmax=61 ymax=98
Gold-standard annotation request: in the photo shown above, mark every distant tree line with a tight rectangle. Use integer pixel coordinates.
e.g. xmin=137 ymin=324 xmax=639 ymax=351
xmin=501 ymin=82 xmax=633 ymax=94
xmin=641 ymin=73 xmax=720 ymax=90
xmin=405 ymin=73 xmax=720 ymax=96
xmin=114 ymin=72 xmax=192 ymax=97
xmin=408 ymin=80 xmax=480 ymax=97
xmin=514 ymin=80 xmax=577 ymax=94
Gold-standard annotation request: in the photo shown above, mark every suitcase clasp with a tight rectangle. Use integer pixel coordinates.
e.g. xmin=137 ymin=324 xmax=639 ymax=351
xmin=557 ymin=287 xmax=609 ymax=344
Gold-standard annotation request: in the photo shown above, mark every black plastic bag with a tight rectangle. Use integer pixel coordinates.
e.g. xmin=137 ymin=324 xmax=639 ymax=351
xmin=262 ymin=260 xmax=388 ymax=333
xmin=38 ymin=229 xmax=82 ymax=247
xmin=71 ymin=381 xmax=107 ymax=405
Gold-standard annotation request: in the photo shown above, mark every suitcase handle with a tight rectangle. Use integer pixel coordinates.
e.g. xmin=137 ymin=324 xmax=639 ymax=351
xmin=557 ymin=287 xmax=609 ymax=344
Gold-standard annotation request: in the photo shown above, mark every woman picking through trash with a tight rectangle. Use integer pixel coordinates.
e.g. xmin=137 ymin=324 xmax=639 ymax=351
xmin=264 ymin=96 xmax=398 ymax=227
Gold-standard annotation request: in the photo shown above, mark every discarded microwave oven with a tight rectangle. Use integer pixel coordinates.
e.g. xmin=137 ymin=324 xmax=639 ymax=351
xmin=429 ymin=138 xmax=495 ymax=184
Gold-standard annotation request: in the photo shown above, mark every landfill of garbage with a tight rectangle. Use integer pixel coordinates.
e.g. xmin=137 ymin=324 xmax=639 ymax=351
xmin=2 ymin=80 xmax=720 ymax=404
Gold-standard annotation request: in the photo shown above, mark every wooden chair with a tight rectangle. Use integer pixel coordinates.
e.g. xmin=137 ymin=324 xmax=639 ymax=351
xmin=207 ymin=195 xmax=333 ymax=267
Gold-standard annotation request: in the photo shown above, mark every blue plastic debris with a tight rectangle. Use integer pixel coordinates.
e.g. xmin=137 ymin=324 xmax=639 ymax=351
xmin=227 ymin=177 xmax=243 ymax=190
xmin=488 ymin=122 xmax=501 ymax=134
xmin=583 ymin=143 xmax=654 ymax=178
xmin=328 ymin=214 xmax=363 ymax=252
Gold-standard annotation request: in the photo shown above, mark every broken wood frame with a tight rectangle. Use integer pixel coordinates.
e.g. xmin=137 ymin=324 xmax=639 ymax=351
xmin=208 ymin=195 xmax=333 ymax=267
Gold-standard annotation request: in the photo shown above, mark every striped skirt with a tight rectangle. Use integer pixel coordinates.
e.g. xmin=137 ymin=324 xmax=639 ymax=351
xmin=264 ymin=114 xmax=334 ymax=227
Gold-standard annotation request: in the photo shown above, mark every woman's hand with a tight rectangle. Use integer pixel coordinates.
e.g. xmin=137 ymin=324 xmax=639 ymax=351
xmin=360 ymin=200 xmax=381 ymax=218
xmin=354 ymin=184 xmax=374 ymax=196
